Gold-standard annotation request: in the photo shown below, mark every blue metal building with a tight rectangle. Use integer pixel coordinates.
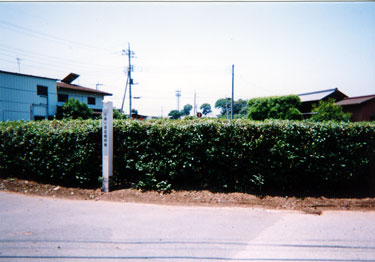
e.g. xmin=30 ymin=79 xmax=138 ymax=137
xmin=0 ymin=70 xmax=112 ymax=121
xmin=0 ymin=70 xmax=58 ymax=121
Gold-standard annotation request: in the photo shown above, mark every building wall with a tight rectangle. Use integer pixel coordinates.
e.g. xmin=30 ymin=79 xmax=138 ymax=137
xmin=342 ymin=100 xmax=375 ymax=122
xmin=0 ymin=72 xmax=57 ymax=121
xmin=56 ymin=90 xmax=104 ymax=110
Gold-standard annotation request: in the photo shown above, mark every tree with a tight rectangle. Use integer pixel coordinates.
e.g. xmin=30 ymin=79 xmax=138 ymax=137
xmin=311 ymin=98 xmax=351 ymax=122
xmin=247 ymin=95 xmax=302 ymax=120
xmin=168 ymin=110 xmax=181 ymax=119
xmin=215 ymin=98 xmax=231 ymax=115
xmin=200 ymin=103 xmax=212 ymax=115
xmin=239 ymin=106 xmax=248 ymax=116
xmin=181 ymin=104 xmax=193 ymax=116
xmin=113 ymin=109 xmax=128 ymax=119
xmin=235 ymin=99 xmax=248 ymax=117
xmin=60 ymin=98 xmax=93 ymax=119
xmin=215 ymin=98 xmax=248 ymax=117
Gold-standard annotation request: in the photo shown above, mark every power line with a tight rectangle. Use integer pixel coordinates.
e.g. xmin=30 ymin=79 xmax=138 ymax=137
xmin=0 ymin=45 xmax=122 ymax=71
xmin=0 ymin=54 xmax=104 ymax=79
xmin=237 ymin=72 xmax=275 ymax=95
xmin=0 ymin=58 xmax=17 ymax=65
xmin=0 ymin=20 xmax=117 ymax=55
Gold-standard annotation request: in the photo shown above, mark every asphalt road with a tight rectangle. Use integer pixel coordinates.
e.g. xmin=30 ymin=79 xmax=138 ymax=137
xmin=0 ymin=191 xmax=374 ymax=262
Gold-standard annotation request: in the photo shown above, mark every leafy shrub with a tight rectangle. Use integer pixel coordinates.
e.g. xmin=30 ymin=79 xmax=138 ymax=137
xmin=57 ymin=98 xmax=93 ymax=120
xmin=248 ymin=95 xmax=302 ymax=120
xmin=0 ymin=119 xmax=374 ymax=194
xmin=311 ymin=98 xmax=351 ymax=122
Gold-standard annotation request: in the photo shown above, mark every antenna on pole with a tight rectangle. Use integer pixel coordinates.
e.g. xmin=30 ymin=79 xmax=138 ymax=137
xmin=16 ymin=57 xmax=22 ymax=73
xmin=96 ymin=83 xmax=103 ymax=90
xmin=176 ymin=89 xmax=181 ymax=111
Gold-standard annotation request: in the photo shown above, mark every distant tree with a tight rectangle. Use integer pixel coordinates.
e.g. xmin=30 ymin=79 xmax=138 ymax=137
xmin=215 ymin=98 xmax=231 ymax=115
xmin=235 ymin=99 xmax=248 ymax=117
xmin=131 ymin=109 xmax=138 ymax=115
xmin=248 ymin=95 xmax=302 ymax=120
xmin=181 ymin=104 xmax=193 ymax=116
xmin=168 ymin=110 xmax=181 ymax=119
xmin=200 ymin=103 xmax=212 ymax=115
xmin=239 ymin=106 xmax=248 ymax=116
xmin=311 ymin=99 xmax=351 ymax=122
xmin=113 ymin=109 xmax=128 ymax=119
xmin=215 ymin=98 xmax=248 ymax=117
xmin=61 ymin=98 xmax=93 ymax=119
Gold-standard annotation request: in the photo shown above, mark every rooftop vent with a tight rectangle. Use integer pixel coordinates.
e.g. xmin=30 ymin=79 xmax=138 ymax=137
xmin=61 ymin=73 xmax=80 ymax=84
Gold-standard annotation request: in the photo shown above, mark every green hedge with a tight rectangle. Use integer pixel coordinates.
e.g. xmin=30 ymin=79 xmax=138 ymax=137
xmin=0 ymin=120 xmax=101 ymax=186
xmin=0 ymin=119 xmax=374 ymax=193
xmin=248 ymin=95 xmax=302 ymax=120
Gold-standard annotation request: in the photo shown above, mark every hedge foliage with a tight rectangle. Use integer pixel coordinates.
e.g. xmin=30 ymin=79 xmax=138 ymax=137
xmin=248 ymin=95 xmax=302 ymax=120
xmin=1 ymin=119 xmax=374 ymax=193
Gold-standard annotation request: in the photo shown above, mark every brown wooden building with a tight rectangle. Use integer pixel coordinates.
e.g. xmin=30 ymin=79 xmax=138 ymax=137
xmin=336 ymin=95 xmax=375 ymax=122
xmin=298 ymin=88 xmax=348 ymax=117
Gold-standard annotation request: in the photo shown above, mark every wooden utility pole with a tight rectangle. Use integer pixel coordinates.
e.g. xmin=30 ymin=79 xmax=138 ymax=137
xmin=231 ymin=64 xmax=234 ymax=120
xmin=122 ymin=44 xmax=135 ymax=117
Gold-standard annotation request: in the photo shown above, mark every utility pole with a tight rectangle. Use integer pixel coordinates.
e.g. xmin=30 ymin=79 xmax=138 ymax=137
xmin=231 ymin=64 xmax=234 ymax=120
xmin=194 ymin=90 xmax=197 ymax=115
xmin=122 ymin=43 xmax=135 ymax=118
xmin=16 ymin=57 xmax=21 ymax=73
xmin=121 ymin=70 xmax=129 ymax=113
xmin=226 ymin=98 xmax=229 ymax=119
xmin=176 ymin=89 xmax=181 ymax=111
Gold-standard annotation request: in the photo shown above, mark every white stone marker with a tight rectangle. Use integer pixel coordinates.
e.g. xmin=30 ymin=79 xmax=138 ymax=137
xmin=102 ymin=101 xmax=113 ymax=193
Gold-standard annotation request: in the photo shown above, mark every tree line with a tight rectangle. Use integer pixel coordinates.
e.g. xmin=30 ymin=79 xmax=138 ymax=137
xmin=169 ymin=96 xmax=350 ymax=121
xmin=56 ymin=96 xmax=350 ymax=122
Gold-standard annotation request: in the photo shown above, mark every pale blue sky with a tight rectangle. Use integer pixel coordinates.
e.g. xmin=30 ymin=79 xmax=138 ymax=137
xmin=0 ymin=2 xmax=374 ymax=116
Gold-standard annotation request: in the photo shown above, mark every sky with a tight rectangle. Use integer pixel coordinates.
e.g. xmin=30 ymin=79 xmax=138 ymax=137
xmin=0 ymin=2 xmax=374 ymax=117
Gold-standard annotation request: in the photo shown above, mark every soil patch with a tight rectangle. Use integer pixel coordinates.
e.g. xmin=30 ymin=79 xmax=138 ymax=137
xmin=1 ymin=178 xmax=374 ymax=215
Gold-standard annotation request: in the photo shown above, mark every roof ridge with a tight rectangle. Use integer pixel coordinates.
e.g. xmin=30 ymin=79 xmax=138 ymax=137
xmin=342 ymin=94 xmax=375 ymax=100
xmin=0 ymin=70 xmax=57 ymax=81
xmin=298 ymin=88 xmax=337 ymax=96
xmin=57 ymin=81 xmax=112 ymax=96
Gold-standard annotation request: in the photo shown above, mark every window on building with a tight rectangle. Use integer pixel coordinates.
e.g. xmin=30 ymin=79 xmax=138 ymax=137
xmin=88 ymin=97 xmax=96 ymax=105
xmin=34 ymin=116 xmax=45 ymax=121
xmin=58 ymin=94 xmax=69 ymax=102
xmin=37 ymin=85 xmax=48 ymax=96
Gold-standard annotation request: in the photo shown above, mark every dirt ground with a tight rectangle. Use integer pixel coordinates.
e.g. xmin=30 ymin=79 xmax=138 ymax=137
xmin=1 ymin=178 xmax=375 ymax=215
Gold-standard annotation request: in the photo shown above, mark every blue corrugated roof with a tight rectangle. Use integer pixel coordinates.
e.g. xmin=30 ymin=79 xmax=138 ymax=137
xmin=0 ymin=70 xmax=57 ymax=81
xmin=298 ymin=88 xmax=338 ymax=102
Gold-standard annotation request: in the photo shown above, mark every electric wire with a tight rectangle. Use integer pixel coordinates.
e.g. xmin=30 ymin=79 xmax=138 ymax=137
xmin=0 ymin=44 xmax=122 ymax=71
xmin=0 ymin=20 xmax=117 ymax=55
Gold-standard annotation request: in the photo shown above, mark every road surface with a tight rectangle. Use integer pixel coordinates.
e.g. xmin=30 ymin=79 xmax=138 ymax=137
xmin=0 ymin=191 xmax=374 ymax=261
